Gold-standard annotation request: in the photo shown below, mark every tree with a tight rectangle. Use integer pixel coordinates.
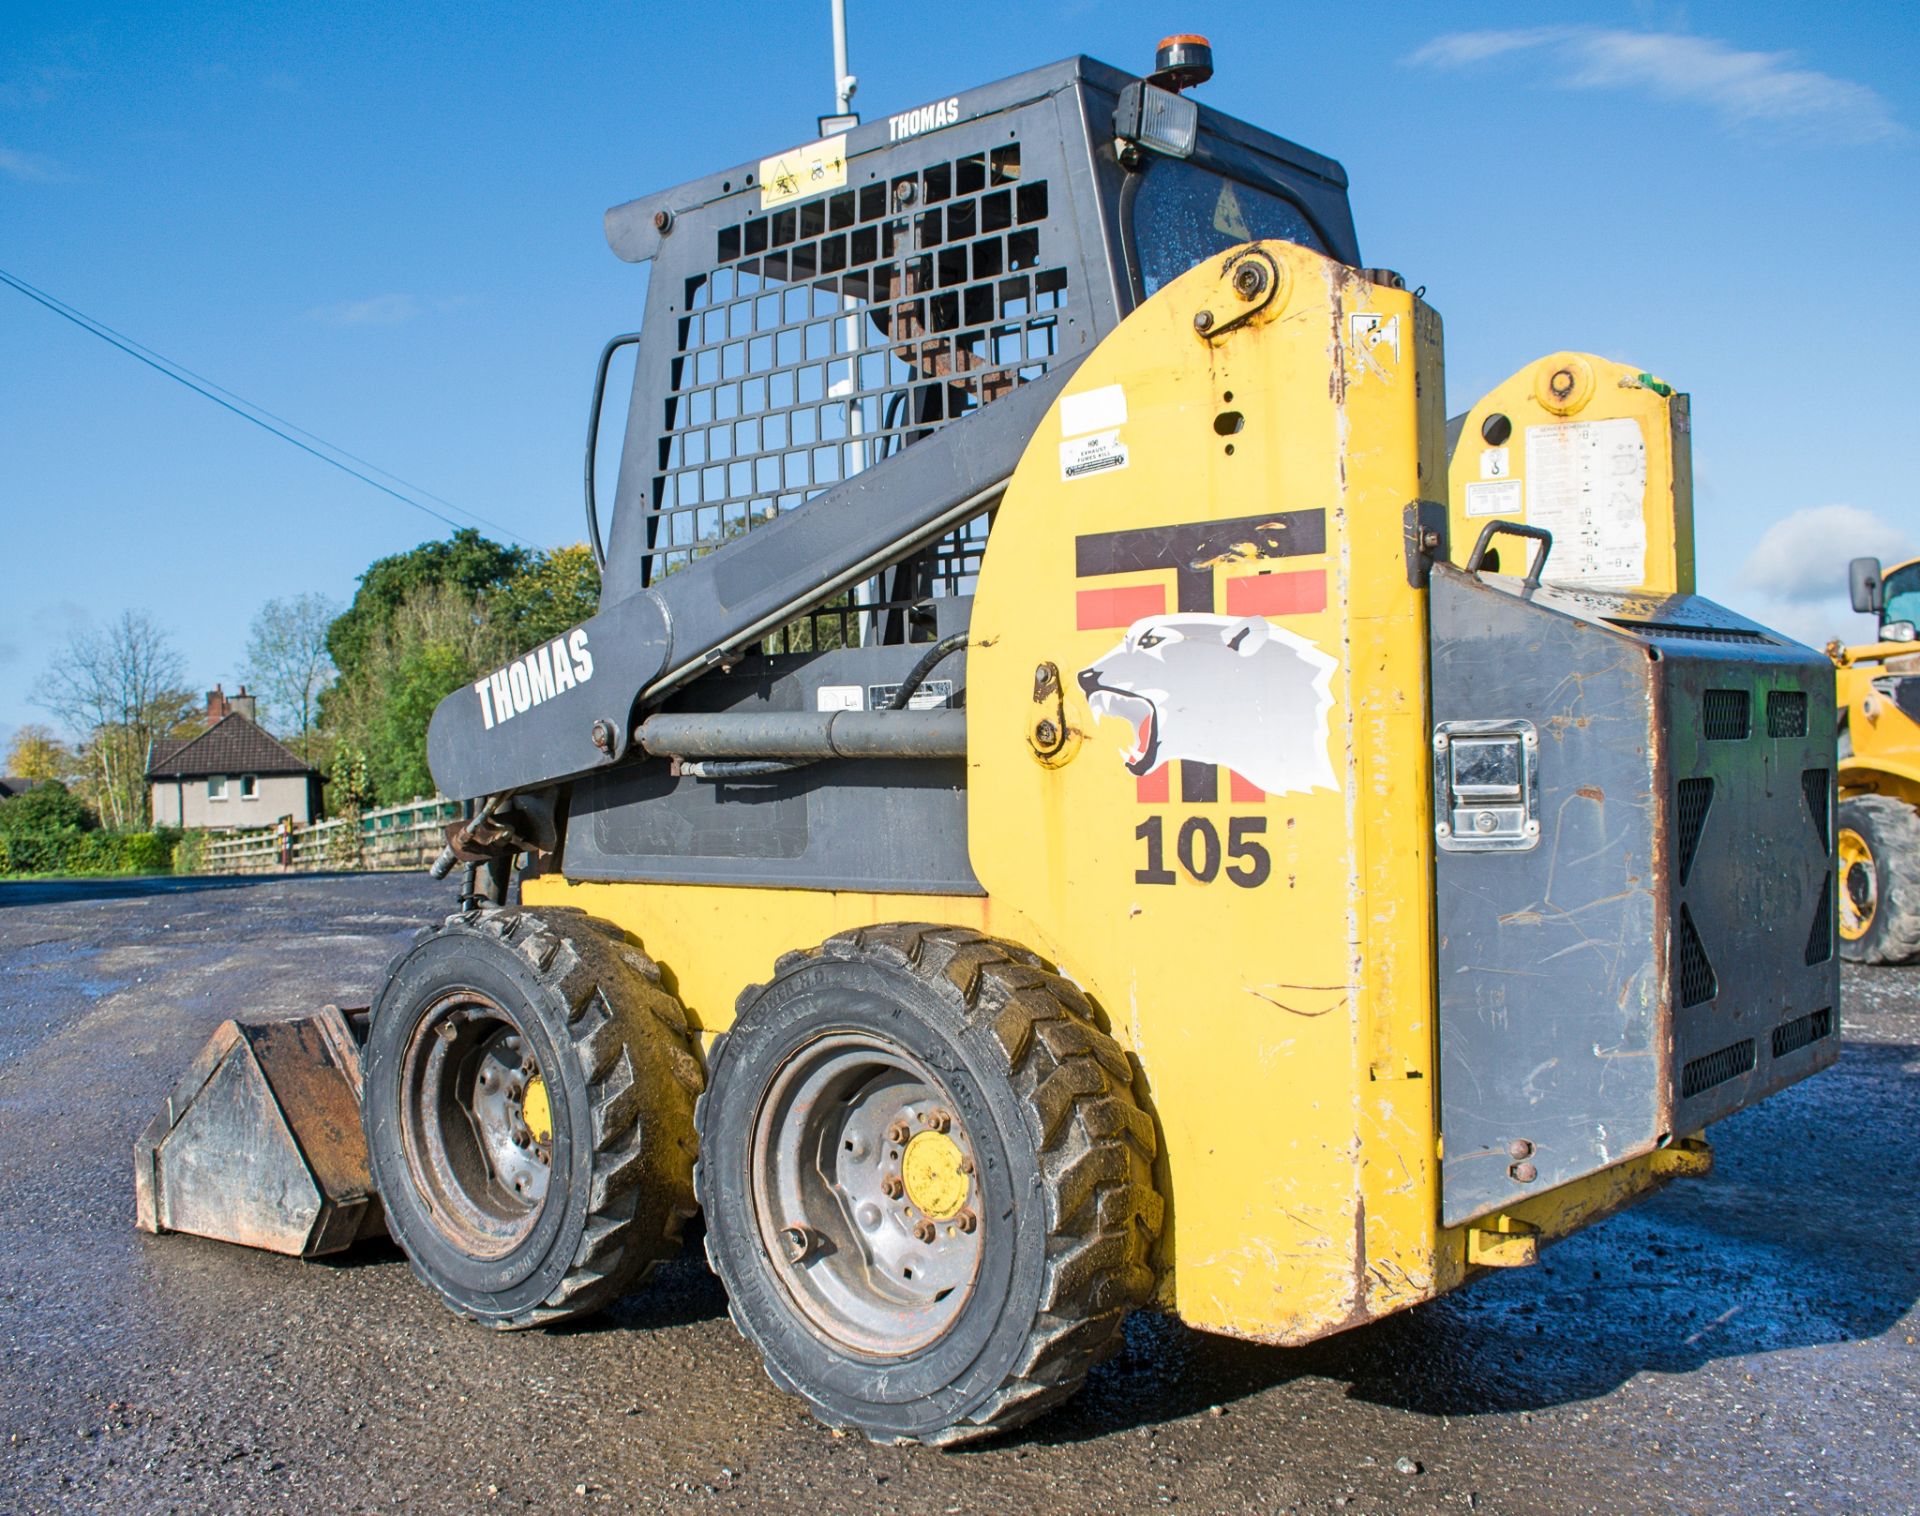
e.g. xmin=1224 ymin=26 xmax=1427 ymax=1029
xmin=489 ymin=543 xmax=600 ymax=654
xmin=3 ymin=725 xmax=76 ymax=782
xmin=31 ymin=611 xmax=194 ymax=830
xmin=241 ymin=593 xmax=339 ymax=760
xmin=0 ymin=779 xmax=96 ymax=836
xmin=325 ymin=528 xmax=528 ymax=687
xmin=323 ymin=581 xmax=495 ymax=804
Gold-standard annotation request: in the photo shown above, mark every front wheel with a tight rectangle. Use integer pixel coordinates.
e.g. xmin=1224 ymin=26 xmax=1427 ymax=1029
xmin=697 ymin=925 xmax=1162 ymax=1445
xmin=363 ymin=907 xmax=702 ymax=1328
xmin=1837 ymin=794 xmax=1920 ymax=964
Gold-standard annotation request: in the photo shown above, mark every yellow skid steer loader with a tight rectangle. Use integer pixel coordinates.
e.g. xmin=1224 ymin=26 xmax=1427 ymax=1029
xmin=137 ymin=39 xmax=1839 ymax=1445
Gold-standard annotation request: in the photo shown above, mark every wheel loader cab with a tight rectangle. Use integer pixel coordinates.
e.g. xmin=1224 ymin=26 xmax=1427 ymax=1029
xmin=137 ymin=46 xmax=1843 ymax=1448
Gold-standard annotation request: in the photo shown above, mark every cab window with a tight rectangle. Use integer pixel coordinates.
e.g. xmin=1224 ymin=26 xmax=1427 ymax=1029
xmin=1882 ymin=561 xmax=1920 ymax=629
xmin=1133 ymin=159 xmax=1325 ymax=297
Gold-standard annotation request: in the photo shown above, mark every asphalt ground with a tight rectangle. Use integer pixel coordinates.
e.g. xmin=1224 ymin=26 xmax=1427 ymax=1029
xmin=0 ymin=872 xmax=1914 ymax=1515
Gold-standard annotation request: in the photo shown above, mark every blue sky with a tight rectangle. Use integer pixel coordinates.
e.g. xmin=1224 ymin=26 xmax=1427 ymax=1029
xmin=3 ymin=2 xmax=1916 ymax=750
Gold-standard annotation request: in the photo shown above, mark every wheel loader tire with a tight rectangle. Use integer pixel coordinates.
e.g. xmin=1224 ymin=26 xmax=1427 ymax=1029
xmin=363 ymin=906 xmax=701 ymax=1328
xmin=696 ymin=924 xmax=1162 ymax=1445
xmin=1838 ymin=795 xmax=1920 ymax=964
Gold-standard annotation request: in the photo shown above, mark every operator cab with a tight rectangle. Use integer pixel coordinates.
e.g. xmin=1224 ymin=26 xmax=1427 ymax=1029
xmin=590 ymin=51 xmax=1358 ymax=610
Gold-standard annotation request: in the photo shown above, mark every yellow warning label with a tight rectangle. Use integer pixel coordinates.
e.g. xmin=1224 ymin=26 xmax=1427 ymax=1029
xmin=759 ymin=135 xmax=848 ymax=209
xmin=1213 ymin=182 xmax=1251 ymax=240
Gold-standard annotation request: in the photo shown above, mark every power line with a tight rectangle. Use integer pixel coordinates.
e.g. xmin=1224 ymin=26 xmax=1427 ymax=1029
xmin=0 ymin=266 xmax=537 ymax=547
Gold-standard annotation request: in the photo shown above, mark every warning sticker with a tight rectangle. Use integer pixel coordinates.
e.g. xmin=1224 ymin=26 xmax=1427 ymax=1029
xmin=1524 ymin=418 xmax=1648 ymax=589
xmin=816 ymin=685 xmax=863 ymax=712
xmin=1465 ymin=479 xmax=1522 ymax=518
xmin=867 ymin=679 xmax=953 ymax=711
xmin=1060 ymin=429 xmax=1130 ymax=481
xmin=1060 ymin=383 xmax=1127 ymax=437
xmin=760 ymin=135 xmax=848 ymax=209
xmin=1213 ymin=183 xmax=1251 ymax=240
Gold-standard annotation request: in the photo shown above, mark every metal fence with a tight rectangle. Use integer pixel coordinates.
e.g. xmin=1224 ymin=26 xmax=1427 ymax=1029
xmin=199 ymin=797 xmax=462 ymax=876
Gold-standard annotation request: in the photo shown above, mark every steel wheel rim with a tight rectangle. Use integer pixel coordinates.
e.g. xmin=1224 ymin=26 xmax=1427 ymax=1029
xmin=750 ymin=1030 xmax=984 ymax=1358
xmin=399 ymin=990 xmax=552 ymax=1259
xmin=1839 ymin=827 xmax=1876 ymax=941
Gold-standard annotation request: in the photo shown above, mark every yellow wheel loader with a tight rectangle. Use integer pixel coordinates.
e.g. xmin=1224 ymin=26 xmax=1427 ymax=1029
xmin=1830 ymin=555 xmax=1920 ymax=962
xmin=135 ymin=39 xmax=1840 ymax=1445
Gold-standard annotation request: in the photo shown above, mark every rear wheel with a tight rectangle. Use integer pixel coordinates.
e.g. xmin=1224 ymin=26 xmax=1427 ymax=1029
xmin=1837 ymin=795 xmax=1920 ymax=964
xmin=364 ymin=906 xmax=701 ymax=1327
xmin=697 ymin=924 xmax=1161 ymax=1445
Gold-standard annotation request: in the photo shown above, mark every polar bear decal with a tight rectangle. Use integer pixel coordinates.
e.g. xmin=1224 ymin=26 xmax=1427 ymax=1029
xmin=1077 ymin=614 xmax=1337 ymax=795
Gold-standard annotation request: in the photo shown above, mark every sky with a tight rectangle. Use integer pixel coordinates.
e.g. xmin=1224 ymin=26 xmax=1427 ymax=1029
xmin=2 ymin=1 xmax=1916 ymax=751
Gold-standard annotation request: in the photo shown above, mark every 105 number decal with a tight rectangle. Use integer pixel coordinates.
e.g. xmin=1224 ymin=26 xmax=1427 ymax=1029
xmin=1135 ymin=815 xmax=1271 ymax=887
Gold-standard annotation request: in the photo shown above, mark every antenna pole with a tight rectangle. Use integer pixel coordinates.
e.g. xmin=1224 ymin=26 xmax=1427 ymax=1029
xmin=830 ymin=0 xmax=857 ymax=116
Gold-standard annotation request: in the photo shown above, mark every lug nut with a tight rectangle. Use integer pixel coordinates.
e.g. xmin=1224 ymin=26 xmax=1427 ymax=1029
xmin=781 ymin=1225 xmax=813 ymax=1263
xmin=955 ymin=1209 xmax=978 ymax=1234
xmin=881 ymin=1175 xmax=904 ymax=1200
xmin=886 ymin=1119 xmax=912 ymax=1145
xmin=512 ymin=1130 xmax=529 ymax=1149
xmin=923 ymin=1110 xmax=952 ymax=1133
xmin=958 ymin=1155 xmax=975 ymax=1175
xmin=912 ymin=1220 xmax=937 ymax=1244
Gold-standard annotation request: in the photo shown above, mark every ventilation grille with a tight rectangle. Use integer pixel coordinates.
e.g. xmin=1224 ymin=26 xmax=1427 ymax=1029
xmin=1802 ymin=768 xmax=1831 ymax=851
xmin=1682 ymin=1038 xmax=1756 ymax=1100
xmin=1676 ymin=777 xmax=1713 ymax=887
xmin=652 ymin=143 xmax=1064 ymax=595
xmin=1604 ymin=619 xmax=1773 ymax=645
xmin=1804 ymin=872 xmax=1833 ymax=965
xmin=1767 ymin=691 xmax=1808 ymax=738
xmin=1702 ymin=689 xmax=1751 ymax=741
xmin=1772 ymin=1006 xmax=1834 ymax=1060
xmin=1677 ymin=904 xmax=1718 ymax=1007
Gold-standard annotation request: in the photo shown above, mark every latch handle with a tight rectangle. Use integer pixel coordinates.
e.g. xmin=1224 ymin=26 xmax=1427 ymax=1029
xmin=1467 ymin=520 xmax=1554 ymax=591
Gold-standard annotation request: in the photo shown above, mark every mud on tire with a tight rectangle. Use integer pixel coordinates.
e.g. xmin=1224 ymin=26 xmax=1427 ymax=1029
xmin=696 ymin=924 xmax=1162 ymax=1445
xmin=364 ymin=906 xmax=702 ymax=1328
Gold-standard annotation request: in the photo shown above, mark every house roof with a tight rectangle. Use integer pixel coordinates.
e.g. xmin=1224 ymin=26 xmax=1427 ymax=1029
xmin=0 ymin=776 xmax=44 ymax=800
xmin=146 ymin=714 xmax=320 ymax=780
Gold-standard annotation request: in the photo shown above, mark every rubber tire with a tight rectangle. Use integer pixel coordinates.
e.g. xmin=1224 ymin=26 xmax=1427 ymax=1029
xmin=1838 ymin=795 xmax=1920 ymax=965
xmin=364 ymin=906 xmax=702 ymax=1328
xmin=696 ymin=924 xmax=1162 ymax=1446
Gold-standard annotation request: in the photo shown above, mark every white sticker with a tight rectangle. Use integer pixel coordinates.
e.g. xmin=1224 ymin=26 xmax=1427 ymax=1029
xmin=1479 ymin=446 xmax=1510 ymax=480
xmin=1524 ymin=418 xmax=1649 ymax=589
xmin=1346 ymin=311 xmax=1400 ymax=378
xmin=1060 ymin=384 xmax=1128 ymax=437
xmin=816 ymin=685 xmax=863 ymax=712
xmin=1465 ymin=479 xmax=1523 ymax=518
xmin=1060 ymin=429 xmax=1130 ymax=481
xmin=867 ymin=679 xmax=953 ymax=711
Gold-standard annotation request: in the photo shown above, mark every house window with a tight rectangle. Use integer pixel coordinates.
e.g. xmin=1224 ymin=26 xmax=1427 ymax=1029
xmin=240 ymin=774 xmax=259 ymax=800
xmin=208 ymin=776 xmax=229 ymax=801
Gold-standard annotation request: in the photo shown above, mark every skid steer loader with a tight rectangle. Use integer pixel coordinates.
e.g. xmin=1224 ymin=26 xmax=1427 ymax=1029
xmin=1829 ymin=554 xmax=1920 ymax=962
xmin=136 ymin=40 xmax=1841 ymax=1444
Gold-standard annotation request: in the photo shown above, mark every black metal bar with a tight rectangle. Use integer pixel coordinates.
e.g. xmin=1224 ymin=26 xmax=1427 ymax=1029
xmin=1468 ymin=520 xmax=1554 ymax=591
xmin=584 ymin=332 xmax=642 ymax=571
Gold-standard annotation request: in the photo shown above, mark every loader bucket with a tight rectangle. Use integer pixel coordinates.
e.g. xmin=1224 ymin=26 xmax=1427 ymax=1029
xmin=134 ymin=1005 xmax=384 ymax=1258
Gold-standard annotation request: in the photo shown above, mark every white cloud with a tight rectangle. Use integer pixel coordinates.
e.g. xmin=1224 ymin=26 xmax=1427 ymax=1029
xmin=0 ymin=145 xmax=61 ymax=182
xmin=1405 ymin=27 xmax=1903 ymax=145
xmin=307 ymin=293 xmax=420 ymax=327
xmin=1742 ymin=504 xmax=1916 ymax=604
xmin=1735 ymin=504 xmax=1916 ymax=649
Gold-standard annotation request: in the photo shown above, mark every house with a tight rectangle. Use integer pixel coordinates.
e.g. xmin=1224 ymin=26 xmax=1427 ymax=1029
xmin=0 ymin=777 xmax=43 ymax=800
xmin=147 ymin=685 xmax=324 ymax=830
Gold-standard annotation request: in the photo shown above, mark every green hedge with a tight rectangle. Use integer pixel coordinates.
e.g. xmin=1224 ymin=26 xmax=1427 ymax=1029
xmin=0 ymin=828 xmax=181 ymax=877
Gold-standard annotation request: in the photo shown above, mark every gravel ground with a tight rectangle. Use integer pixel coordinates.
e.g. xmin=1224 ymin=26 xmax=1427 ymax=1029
xmin=0 ymin=872 xmax=1914 ymax=1515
